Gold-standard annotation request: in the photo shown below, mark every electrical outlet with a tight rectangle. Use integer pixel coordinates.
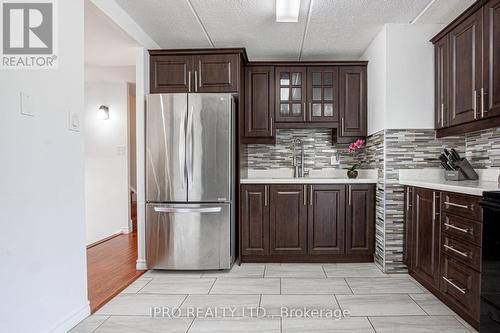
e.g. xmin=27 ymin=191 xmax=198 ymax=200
xmin=330 ymin=155 xmax=339 ymax=165
xmin=116 ymin=145 xmax=126 ymax=155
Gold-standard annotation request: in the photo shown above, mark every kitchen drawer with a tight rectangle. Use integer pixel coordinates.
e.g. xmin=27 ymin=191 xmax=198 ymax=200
xmin=441 ymin=192 xmax=482 ymax=222
xmin=442 ymin=213 xmax=482 ymax=246
xmin=441 ymin=234 xmax=481 ymax=271
xmin=440 ymin=255 xmax=480 ymax=320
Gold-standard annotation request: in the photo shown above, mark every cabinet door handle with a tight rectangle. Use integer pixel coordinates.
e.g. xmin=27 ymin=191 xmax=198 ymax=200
xmin=443 ymin=244 xmax=469 ymax=257
xmin=195 ymin=71 xmax=198 ymax=92
xmin=270 ymin=117 xmax=273 ymax=136
xmin=188 ymin=71 xmax=192 ymax=92
xmin=309 ymin=185 xmax=313 ymax=206
xmin=348 ymin=185 xmax=352 ymax=206
xmin=441 ymin=103 xmax=444 ymax=127
xmin=443 ymin=276 xmax=466 ymax=294
xmin=341 ymin=118 xmax=344 ymax=136
xmin=303 ymin=185 xmax=307 ymax=206
xmin=443 ymin=223 xmax=469 ymax=234
xmin=309 ymin=102 xmax=312 ymax=120
xmin=432 ymin=192 xmax=437 ymax=218
xmin=264 ymin=185 xmax=268 ymax=206
xmin=303 ymin=102 xmax=306 ymax=121
xmin=481 ymin=88 xmax=488 ymax=118
xmin=406 ymin=187 xmax=410 ymax=212
xmin=443 ymin=201 xmax=468 ymax=209
xmin=473 ymin=90 xmax=477 ymax=119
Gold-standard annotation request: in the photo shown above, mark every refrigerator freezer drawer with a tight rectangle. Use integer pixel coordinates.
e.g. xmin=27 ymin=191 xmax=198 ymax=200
xmin=146 ymin=203 xmax=232 ymax=270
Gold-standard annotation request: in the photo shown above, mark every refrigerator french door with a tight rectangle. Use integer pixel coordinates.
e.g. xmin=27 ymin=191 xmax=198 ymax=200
xmin=146 ymin=93 xmax=234 ymax=270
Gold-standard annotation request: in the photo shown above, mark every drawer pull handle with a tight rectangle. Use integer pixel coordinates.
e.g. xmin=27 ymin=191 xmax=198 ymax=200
xmin=444 ymin=202 xmax=468 ymax=209
xmin=443 ymin=223 xmax=469 ymax=234
xmin=444 ymin=244 xmax=469 ymax=258
xmin=443 ymin=276 xmax=467 ymax=294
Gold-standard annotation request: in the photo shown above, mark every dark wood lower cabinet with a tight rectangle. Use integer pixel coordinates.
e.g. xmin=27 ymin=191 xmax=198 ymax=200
xmin=345 ymin=184 xmax=375 ymax=256
xmin=240 ymin=183 xmax=375 ymax=262
xmin=308 ymin=185 xmax=345 ymax=255
xmin=269 ymin=185 xmax=308 ymax=255
xmin=412 ymin=187 xmax=441 ymax=289
xmin=240 ymin=185 xmax=269 ymax=256
xmin=404 ymin=186 xmax=482 ymax=330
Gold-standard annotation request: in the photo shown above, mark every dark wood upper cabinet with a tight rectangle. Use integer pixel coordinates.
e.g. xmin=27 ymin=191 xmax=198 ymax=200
xmin=345 ymin=184 xmax=375 ymax=256
xmin=244 ymin=66 xmax=275 ymax=138
xmin=240 ymin=185 xmax=269 ymax=256
xmin=194 ymin=54 xmax=240 ymax=93
xmin=269 ymin=184 xmax=307 ymax=255
xmin=483 ymin=0 xmax=500 ymax=119
xmin=150 ymin=55 xmax=193 ymax=93
xmin=339 ymin=66 xmax=367 ymax=138
xmin=307 ymin=185 xmax=346 ymax=255
xmin=435 ymin=36 xmax=449 ymax=129
xmin=149 ymin=49 xmax=244 ymax=94
xmin=275 ymin=67 xmax=308 ymax=122
xmin=412 ymin=188 xmax=441 ymax=289
xmin=449 ymin=10 xmax=483 ymax=126
xmin=307 ymin=67 xmax=339 ymax=123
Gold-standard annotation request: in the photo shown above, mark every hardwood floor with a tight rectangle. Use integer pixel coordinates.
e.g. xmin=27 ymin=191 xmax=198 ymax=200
xmin=87 ymin=230 xmax=145 ymax=313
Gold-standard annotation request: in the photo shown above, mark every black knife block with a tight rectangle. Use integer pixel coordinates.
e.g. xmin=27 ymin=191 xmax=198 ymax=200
xmin=444 ymin=158 xmax=479 ymax=181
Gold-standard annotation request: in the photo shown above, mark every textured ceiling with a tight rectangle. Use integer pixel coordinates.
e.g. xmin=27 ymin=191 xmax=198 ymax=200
xmin=85 ymin=0 xmax=140 ymax=66
xmin=114 ymin=0 xmax=475 ymax=61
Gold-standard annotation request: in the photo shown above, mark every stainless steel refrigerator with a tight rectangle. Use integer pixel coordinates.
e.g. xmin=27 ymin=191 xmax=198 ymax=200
xmin=146 ymin=93 xmax=235 ymax=270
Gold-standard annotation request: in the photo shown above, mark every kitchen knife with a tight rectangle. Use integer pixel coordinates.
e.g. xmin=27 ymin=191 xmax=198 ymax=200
xmin=440 ymin=153 xmax=455 ymax=170
xmin=450 ymin=148 xmax=461 ymax=161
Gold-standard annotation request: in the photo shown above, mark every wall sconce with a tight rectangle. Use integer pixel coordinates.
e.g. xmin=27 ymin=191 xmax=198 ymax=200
xmin=97 ymin=105 xmax=109 ymax=120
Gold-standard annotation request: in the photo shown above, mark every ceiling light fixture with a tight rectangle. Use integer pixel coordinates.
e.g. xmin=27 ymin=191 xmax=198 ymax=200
xmin=276 ymin=0 xmax=301 ymax=23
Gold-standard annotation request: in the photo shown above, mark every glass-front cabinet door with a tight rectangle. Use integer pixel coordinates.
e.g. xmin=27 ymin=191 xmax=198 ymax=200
xmin=307 ymin=67 xmax=339 ymax=122
xmin=275 ymin=67 xmax=307 ymax=122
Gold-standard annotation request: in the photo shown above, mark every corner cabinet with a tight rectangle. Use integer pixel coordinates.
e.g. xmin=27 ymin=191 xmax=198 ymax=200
xmin=149 ymin=49 xmax=245 ymax=94
xmin=404 ymin=186 xmax=482 ymax=330
xmin=339 ymin=66 xmax=367 ymax=140
xmin=433 ymin=0 xmax=500 ymax=136
xmin=240 ymin=183 xmax=375 ymax=262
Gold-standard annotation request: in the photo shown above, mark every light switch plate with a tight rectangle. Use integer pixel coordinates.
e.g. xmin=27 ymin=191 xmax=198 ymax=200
xmin=68 ymin=111 xmax=80 ymax=132
xmin=20 ymin=92 xmax=34 ymax=116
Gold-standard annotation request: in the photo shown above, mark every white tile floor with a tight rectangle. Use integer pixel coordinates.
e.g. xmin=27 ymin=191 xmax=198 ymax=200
xmin=71 ymin=263 xmax=478 ymax=333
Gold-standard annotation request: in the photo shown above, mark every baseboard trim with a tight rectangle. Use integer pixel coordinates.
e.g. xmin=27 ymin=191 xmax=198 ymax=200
xmin=86 ymin=232 xmax=121 ymax=249
xmin=120 ymin=226 xmax=133 ymax=234
xmin=48 ymin=302 xmax=90 ymax=333
xmin=136 ymin=259 xmax=147 ymax=270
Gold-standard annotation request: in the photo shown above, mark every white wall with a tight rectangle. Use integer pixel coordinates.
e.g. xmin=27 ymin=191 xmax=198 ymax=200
xmin=85 ymin=65 xmax=136 ymax=83
xmin=361 ymin=23 xmax=444 ymax=134
xmin=0 ymin=0 xmax=89 ymax=332
xmin=84 ymin=82 xmax=130 ymax=245
xmin=362 ymin=26 xmax=387 ymax=135
xmin=386 ymin=24 xmax=444 ymax=129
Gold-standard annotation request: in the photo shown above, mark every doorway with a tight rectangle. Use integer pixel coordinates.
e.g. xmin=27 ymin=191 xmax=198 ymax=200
xmin=83 ymin=0 xmax=144 ymax=313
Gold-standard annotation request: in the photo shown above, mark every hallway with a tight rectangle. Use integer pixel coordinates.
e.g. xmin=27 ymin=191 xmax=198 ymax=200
xmin=87 ymin=230 xmax=145 ymax=313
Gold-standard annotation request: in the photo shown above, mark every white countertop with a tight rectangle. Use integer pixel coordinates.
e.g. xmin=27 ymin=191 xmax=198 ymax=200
xmin=399 ymin=169 xmax=500 ymax=196
xmin=241 ymin=177 xmax=377 ymax=184
xmin=241 ymin=168 xmax=378 ymax=184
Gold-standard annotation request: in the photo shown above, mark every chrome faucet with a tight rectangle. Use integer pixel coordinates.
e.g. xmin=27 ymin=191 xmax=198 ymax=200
xmin=292 ymin=138 xmax=309 ymax=178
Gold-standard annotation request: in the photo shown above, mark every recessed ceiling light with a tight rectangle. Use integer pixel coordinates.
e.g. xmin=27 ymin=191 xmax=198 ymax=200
xmin=276 ymin=0 xmax=301 ymax=23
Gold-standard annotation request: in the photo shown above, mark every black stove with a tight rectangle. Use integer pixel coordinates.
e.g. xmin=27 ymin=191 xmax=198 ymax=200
xmin=479 ymin=191 xmax=500 ymax=332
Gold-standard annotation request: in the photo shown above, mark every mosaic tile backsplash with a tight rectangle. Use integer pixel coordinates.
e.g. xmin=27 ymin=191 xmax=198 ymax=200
xmin=242 ymin=129 xmax=362 ymax=171
xmin=466 ymin=127 xmax=500 ymax=168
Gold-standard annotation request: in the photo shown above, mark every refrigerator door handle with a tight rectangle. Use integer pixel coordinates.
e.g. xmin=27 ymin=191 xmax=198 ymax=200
xmin=186 ymin=103 xmax=194 ymax=187
xmin=154 ymin=206 xmax=222 ymax=213
xmin=180 ymin=108 xmax=187 ymax=188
